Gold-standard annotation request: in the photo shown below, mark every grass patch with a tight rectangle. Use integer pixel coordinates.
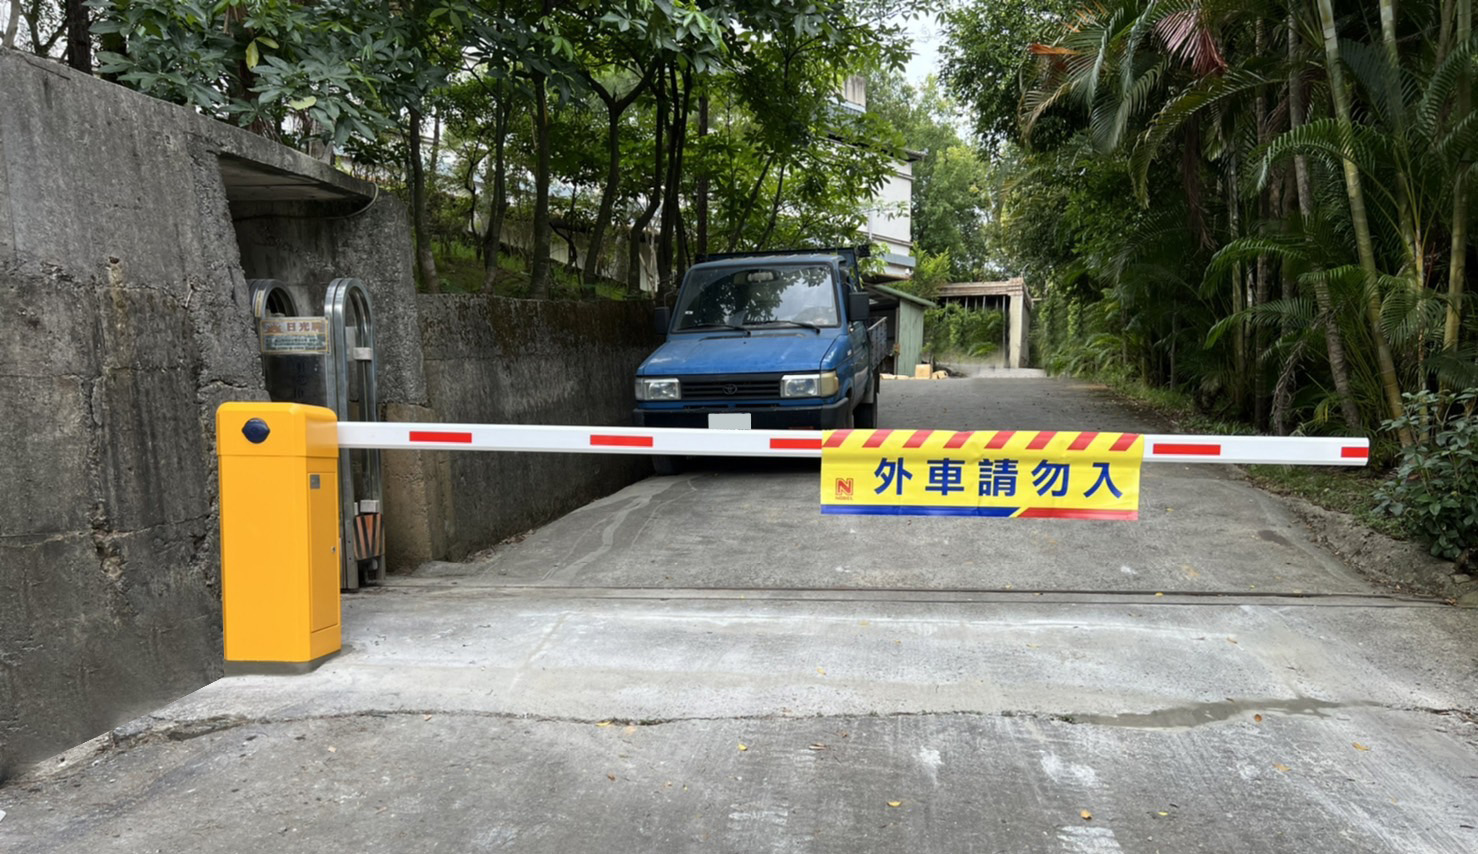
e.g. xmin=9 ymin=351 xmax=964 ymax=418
xmin=1070 ymin=370 xmax=1405 ymax=540
xmin=429 ymin=243 xmax=642 ymax=301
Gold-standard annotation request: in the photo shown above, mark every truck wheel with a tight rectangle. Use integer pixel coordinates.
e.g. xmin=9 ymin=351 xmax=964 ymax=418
xmin=652 ymin=455 xmax=684 ymax=476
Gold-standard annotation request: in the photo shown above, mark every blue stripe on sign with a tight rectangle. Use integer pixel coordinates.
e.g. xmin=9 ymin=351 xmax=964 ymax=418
xmin=821 ymin=505 xmax=1020 ymax=518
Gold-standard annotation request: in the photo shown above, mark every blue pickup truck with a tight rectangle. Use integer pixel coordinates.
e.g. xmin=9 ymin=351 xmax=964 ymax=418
xmin=634 ymin=247 xmax=888 ymax=472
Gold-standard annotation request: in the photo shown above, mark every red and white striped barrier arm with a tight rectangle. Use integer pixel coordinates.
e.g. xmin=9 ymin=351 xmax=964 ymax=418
xmin=335 ymin=424 xmax=1369 ymax=466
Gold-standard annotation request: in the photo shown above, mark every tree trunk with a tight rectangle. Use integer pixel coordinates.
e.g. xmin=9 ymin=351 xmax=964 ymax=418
xmin=1446 ymin=0 xmax=1472 ymax=354
xmin=1290 ymin=8 xmax=1360 ymax=433
xmin=3 ymin=2 xmax=21 ymax=50
xmin=482 ymin=101 xmax=509 ymax=294
xmin=628 ymin=67 xmax=667 ymax=293
xmin=1253 ymin=19 xmax=1271 ymax=431
xmin=657 ymin=67 xmax=691 ymax=294
xmin=408 ymin=107 xmax=439 ymax=293
xmin=1227 ymin=152 xmax=1248 ymax=416
xmin=529 ymin=72 xmax=554 ymax=299
xmin=463 ymin=149 xmax=484 ymax=246
xmin=672 ymin=70 xmax=694 ymax=281
xmin=1379 ymin=0 xmax=1423 ymax=291
xmin=584 ymin=107 xmax=624 ymax=286
xmin=758 ymin=162 xmax=789 ymax=248
xmin=696 ymin=93 xmax=710 ymax=258
xmin=1317 ymin=0 xmax=1412 ymax=443
xmin=64 ymin=0 xmax=89 ymax=72
xmin=583 ymin=67 xmax=654 ymax=286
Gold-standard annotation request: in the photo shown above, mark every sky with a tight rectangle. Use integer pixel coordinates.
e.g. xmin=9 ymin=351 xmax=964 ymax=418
xmin=902 ymin=11 xmax=945 ymax=85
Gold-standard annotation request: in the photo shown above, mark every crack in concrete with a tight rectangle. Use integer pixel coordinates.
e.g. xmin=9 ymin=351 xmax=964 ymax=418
xmin=97 ymin=699 xmax=1478 ymax=758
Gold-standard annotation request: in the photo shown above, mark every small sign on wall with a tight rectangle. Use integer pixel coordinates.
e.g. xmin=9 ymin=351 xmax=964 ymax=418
xmin=260 ymin=317 xmax=329 ymax=355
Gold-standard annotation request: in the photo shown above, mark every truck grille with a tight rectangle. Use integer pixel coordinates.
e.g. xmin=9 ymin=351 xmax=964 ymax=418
xmin=681 ymin=376 xmax=782 ymax=401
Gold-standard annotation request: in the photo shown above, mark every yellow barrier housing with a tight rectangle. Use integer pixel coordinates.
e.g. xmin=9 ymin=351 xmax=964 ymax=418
xmin=217 ymin=403 xmax=342 ymax=672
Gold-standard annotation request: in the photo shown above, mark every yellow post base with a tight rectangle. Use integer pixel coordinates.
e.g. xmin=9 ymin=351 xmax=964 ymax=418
xmin=217 ymin=403 xmax=342 ymax=670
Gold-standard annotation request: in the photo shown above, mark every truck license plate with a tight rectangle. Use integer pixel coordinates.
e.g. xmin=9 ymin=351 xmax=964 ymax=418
xmin=708 ymin=413 xmax=752 ymax=430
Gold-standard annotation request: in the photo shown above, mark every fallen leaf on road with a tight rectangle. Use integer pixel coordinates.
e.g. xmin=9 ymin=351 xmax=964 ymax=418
xmin=887 ymin=801 xmax=902 ymax=808
xmin=1080 ymin=810 xmax=1093 ymax=821
xmin=422 ymin=714 xmax=432 ymax=721
xmin=1154 ymin=592 xmax=1164 ymax=597
xmin=859 ymin=620 xmax=870 ymax=627
xmin=808 ymin=743 xmax=827 ymax=751
xmin=607 ymin=773 xmax=616 ymax=781
xmin=1273 ymin=764 xmax=1291 ymax=772
xmin=1254 ymin=714 xmax=1263 ymax=723
xmin=1157 ymin=811 xmax=1169 ymax=817
xmin=1026 ymin=643 xmax=1041 ymax=649
xmin=327 ymin=746 xmax=336 ymax=753
xmin=1227 ymin=638 xmax=1239 ymax=644
xmin=738 ymin=744 xmax=748 ymax=751
xmin=596 ymin=721 xmax=613 ymax=728
xmin=1353 ymin=742 xmax=1371 ymax=751
xmin=816 ymin=667 xmax=827 ymax=676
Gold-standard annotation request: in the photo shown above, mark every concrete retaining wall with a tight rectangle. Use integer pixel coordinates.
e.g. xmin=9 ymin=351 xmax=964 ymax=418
xmin=0 ymin=48 xmax=655 ymax=777
xmin=384 ymin=296 xmax=656 ymax=567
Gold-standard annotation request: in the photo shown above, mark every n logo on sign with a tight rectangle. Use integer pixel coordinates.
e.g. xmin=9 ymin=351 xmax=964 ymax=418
xmin=834 ymin=478 xmax=854 ymax=500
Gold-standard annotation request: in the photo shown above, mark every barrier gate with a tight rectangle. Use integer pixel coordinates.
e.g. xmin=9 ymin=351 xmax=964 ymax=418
xmin=215 ymin=403 xmax=1370 ymax=671
xmin=250 ymin=278 xmax=384 ymax=591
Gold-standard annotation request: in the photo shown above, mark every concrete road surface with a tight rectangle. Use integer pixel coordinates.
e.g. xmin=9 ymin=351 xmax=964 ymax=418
xmin=2 ymin=377 xmax=1475 ymax=853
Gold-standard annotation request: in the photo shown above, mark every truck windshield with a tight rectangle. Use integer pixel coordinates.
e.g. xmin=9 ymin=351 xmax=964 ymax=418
xmin=673 ymin=264 xmax=838 ymax=331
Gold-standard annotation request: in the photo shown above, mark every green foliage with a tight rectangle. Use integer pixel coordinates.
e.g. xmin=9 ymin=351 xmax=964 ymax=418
xmin=923 ymin=303 xmax=1004 ymax=358
xmin=1375 ymin=390 xmax=1478 ymax=561
xmin=91 ymin=0 xmax=433 ymax=147
xmin=943 ymin=0 xmax=1478 ymax=449
xmin=939 ymin=0 xmax=1079 ymax=145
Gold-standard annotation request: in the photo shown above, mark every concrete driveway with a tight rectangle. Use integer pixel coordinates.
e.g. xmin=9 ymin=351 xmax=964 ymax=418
xmin=2 ymin=377 xmax=1476 ymax=853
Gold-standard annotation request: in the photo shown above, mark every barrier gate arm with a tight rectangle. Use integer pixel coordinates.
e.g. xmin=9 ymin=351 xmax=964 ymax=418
xmin=336 ymin=422 xmax=1370 ymax=466
xmin=219 ymin=405 xmax=1370 ymax=670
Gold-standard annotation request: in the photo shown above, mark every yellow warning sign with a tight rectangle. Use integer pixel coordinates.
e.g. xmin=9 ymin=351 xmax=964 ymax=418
xmin=820 ymin=429 xmax=1144 ymax=520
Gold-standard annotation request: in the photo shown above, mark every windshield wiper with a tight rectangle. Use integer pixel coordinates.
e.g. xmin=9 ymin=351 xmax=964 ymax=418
xmin=745 ymin=320 xmax=823 ymax=333
xmin=682 ymin=322 xmax=750 ymax=335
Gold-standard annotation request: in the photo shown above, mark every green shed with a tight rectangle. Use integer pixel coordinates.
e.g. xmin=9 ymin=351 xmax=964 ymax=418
xmin=865 ymin=284 xmax=936 ymax=375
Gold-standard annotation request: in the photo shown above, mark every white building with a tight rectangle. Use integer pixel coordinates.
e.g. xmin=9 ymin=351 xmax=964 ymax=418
xmin=840 ymin=75 xmax=916 ymax=282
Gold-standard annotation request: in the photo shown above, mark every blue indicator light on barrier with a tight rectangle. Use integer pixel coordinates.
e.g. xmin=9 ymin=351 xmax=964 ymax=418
xmin=242 ymin=418 xmax=271 ymax=444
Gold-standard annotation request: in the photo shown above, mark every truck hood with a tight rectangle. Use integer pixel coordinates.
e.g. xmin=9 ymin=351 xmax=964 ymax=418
xmin=641 ymin=332 xmax=837 ymax=376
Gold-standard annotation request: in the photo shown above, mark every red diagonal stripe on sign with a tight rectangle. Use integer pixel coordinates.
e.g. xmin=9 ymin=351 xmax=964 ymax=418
xmin=944 ymin=431 xmax=976 ymax=449
xmin=1067 ymin=432 xmax=1099 ymax=452
xmin=410 ymin=431 xmax=472 ymax=444
xmin=771 ymin=437 xmax=822 ymax=450
xmin=1026 ymin=431 xmax=1057 ymax=451
xmin=1018 ymin=508 xmax=1139 ymax=521
xmin=902 ymin=430 xmax=934 ymax=449
xmin=823 ymin=430 xmax=853 ymax=448
xmin=862 ymin=429 xmax=894 ymax=449
xmin=983 ymin=430 xmax=1014 ymax=450
xmin=1341 ymin=446 xmax=1369 ymax=459
xmin=1110 ymin=433 xmax=1140 ymax=452
xmin=1153 ymin=442 xmax=1221 ymax=456
xmin=591 ymin=434 xmax=653 ymax=448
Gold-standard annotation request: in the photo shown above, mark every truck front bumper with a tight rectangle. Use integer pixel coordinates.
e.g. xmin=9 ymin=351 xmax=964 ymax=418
xmin=634 ymin=398 xmax=851 ymax=431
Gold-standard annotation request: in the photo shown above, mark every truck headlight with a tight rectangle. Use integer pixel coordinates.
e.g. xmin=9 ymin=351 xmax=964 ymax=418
xmin=781 ymin=371 xmax=839 ymax=399
xmin=635 ymin=377 xmax=681 ymax=401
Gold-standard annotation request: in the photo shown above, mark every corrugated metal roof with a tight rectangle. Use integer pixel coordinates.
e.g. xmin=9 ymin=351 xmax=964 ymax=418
xmin=867 ymin=283 xmax=936 ymax=308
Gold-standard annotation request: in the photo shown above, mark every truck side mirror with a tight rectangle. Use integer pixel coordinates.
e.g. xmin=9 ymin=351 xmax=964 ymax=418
xmin=847 ymin=291 xmax=871 ymax=322
xmin=653 ymin=306 xmax=672 ymax=336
